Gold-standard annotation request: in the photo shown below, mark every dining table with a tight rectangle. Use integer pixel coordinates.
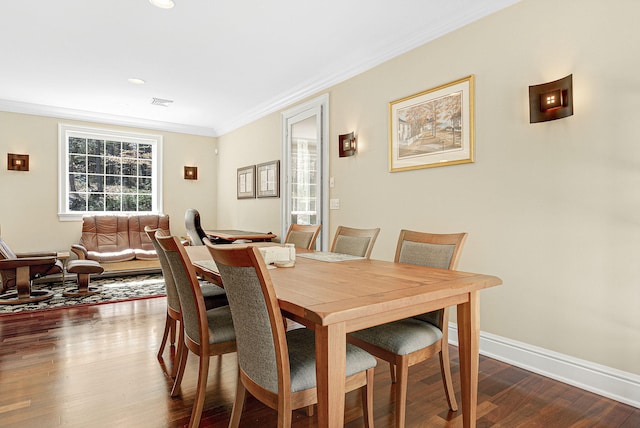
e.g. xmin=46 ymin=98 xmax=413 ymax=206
xmin=204 ymin=229 xmax=277 ymax=243
xmin=185 ymin=245 xmax=502 ymax=428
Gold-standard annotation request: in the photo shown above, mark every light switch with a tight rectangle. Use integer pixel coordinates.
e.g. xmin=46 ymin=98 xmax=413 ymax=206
xmin=330 ymin=199 xmax=340 ymax=209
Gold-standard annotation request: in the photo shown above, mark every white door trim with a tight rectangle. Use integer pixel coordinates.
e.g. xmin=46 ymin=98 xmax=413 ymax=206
xmin=281 ymin=94 xmax=329 ymax=249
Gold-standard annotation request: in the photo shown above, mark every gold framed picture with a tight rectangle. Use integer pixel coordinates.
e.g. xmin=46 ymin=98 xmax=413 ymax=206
xmin=389 ymin=75 xmax=474 ymax=172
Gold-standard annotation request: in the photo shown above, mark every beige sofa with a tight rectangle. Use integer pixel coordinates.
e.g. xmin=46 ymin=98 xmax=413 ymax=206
xmin=71 ymin=214 xmax=171 ymax=273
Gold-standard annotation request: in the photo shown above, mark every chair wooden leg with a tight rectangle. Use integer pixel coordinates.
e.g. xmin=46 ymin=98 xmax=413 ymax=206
xmin=170 ymin=338 xmax=188 ymax=397
xmin=169 ymin=317 xmax=177 ymax=347
xmin=389 ymin=361 xmax=397 ymax=383
xmin=277 ymin=394 xmax=292 ymax=428
xmin=361 ymin=368 xmax=375 ymax=428
xmin=229 ymin=374 xmax=246 ymax=428
xmin=188 ymin=354 xmax=210 ymax=428
xmin=395 ymin=357 xmax=409 ymax=428
xmin=157 ymin=312 xmax=171 ymax=360
xmin=439 ymin=345 xmax=458 ymax=411
xmin=169 ymin=324 xmax=183 ymax=379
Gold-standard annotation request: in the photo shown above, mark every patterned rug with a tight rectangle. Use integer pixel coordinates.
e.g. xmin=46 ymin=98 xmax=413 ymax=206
xmin=0 ymin=273 xmax=166 ymax=316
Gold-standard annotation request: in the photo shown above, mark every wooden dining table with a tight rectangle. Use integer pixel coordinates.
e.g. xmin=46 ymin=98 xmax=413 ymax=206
xmin=204 ymin=229 xmax=277 ymax=242
xmin=186 ymin=245 xmax=502 ymax=428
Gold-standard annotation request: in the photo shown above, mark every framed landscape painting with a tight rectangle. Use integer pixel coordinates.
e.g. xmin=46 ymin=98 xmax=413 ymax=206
xmin=389 ymin=75 xmax=474 ymax=172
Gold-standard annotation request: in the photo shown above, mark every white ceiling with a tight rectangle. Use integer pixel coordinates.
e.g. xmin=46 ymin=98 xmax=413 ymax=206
xmin=0 ymin=0 xmax=519 ymax=137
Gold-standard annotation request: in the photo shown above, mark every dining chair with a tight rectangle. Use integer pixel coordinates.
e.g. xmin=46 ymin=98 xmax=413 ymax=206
xmin=284 ymin=224 xmax=322 ymax=250
xmin=145 ymin=227 xmax=228 ymax=379
xmin=348 ymin=229 xmax=468 ymax=428
xmin=155 ymin=233 xmax=237 ymax=428
xmin=330 ymin=226 xmax=380 ymax=259
xmin=207 ymin=244 xmax=377 ymax=428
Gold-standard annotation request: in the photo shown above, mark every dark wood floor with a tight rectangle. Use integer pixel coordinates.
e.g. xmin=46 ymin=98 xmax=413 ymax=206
xmin=0 ymin=298 xmax=638 ymax=428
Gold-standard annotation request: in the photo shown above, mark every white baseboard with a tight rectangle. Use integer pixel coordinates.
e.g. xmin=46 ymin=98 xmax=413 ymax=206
xmin=448 ymin=323 xmax=640 ymax=409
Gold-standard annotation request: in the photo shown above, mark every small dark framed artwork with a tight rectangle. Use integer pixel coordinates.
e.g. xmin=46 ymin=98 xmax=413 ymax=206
xmin=237 ymin=165 xmax=256 ymax=199
xmin=256 ymin=160 xmax=280 ymax=198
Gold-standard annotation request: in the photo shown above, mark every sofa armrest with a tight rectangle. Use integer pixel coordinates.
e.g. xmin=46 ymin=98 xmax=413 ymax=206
xmin=0 ymin=256 xmax=58 ymax=270
xmin=71 ymin=244 xmax=88 ymax=260
xmin=16 ymin=251 xmax=58 ymax=258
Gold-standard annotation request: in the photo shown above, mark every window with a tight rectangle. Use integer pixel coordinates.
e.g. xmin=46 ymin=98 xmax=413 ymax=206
xmin=58 ymin=124 xmax=163 ymax=220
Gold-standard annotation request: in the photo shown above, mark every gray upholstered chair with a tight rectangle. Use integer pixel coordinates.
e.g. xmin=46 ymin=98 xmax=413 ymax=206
xmin=0 ymin=236 xmax=63 ymax=304
xmin=207 ymin=244 xmax=377 ymax=428
xmin=330 ymin=225 xmax=380 ymax=259
xmin=347 ymin=229 xmax=467 ymax=428
xmin=284 ymin=224 xmax=321 ymax=250
xmin=155 ymin=233 xmax=236 ymax=428
xmin=145 ymin=227 xmax=227 ymax=380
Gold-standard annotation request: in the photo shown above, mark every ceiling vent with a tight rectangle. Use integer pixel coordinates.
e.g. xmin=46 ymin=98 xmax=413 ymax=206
xmin=151 ymin=97 xmax=174 ymax=107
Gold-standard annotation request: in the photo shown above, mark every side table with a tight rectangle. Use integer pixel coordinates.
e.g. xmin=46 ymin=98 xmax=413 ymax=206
xmin=57 ymin=251 xmax=70 ymax=284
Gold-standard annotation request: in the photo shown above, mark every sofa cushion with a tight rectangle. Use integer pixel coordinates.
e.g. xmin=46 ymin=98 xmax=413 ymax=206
xmin=80 ymin=215 xmax=131 ymax=254
xmin=87 ymin=249 xmax=136 ymax=263
xmin=128 ymin=214 xmax=170 ymax=255
xmin=133 ymin=248 xmax=159 ymax=261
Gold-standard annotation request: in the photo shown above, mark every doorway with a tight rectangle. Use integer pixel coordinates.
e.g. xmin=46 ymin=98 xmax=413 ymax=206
xmin=281 ymin=94 xmax=329 ymax=249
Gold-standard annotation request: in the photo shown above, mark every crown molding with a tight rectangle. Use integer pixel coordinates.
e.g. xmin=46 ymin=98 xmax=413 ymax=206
xmin=215 ymin=0 xmax=521 ymax=135
xmin=0 ymin=99 xmax=217 ymax=137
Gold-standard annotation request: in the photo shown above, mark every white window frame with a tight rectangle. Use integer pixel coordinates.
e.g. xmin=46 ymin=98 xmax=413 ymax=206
xmin=58 ymin=124 xmax=163 ymax=221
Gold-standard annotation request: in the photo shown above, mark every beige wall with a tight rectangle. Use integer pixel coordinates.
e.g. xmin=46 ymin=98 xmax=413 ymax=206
xmin=217 ymin=0 xmax=640 ymax=375
xmin=0 ymin=112 xmax=218 ymax=253
xmin=217 ymin=115 xmax=282 ymax=233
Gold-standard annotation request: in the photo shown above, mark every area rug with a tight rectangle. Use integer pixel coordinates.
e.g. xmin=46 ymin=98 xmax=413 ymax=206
xmin=0 ymin=273 xmax=166 ymax=316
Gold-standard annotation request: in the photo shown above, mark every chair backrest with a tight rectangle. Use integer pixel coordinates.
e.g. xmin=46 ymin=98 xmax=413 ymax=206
xmin=0 ymin=237 xmax=16 ymax=260
xmin=394 ymin=229 xmax=467 ymax=327
xmin=207 ymin=245 xmax=289 ymax=394
xmin=284 ymin=224 xmax=322 ymax=250
xmin=330 ymin=226 xmax=380 ymax=259
xmin=185 ymin=208 xmax=207 ymax=246
xmin=394 ymin=230 xmax=467 ymax=269
xmin=0 ymin=237 xmax=17 ymax=290
xmin=156 ymin=233 xmax=209 ymax=349
xmin=145 ymin=227 xmax=180 ymax=314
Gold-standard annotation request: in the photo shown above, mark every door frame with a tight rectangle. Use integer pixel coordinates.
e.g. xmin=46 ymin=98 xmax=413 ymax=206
xmin=280 ymin=94 xmax=329 ymax=249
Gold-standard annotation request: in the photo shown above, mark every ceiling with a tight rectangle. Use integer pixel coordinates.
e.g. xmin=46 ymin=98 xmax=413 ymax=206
xmin=0 ymin=0 xmax=519 ymax=137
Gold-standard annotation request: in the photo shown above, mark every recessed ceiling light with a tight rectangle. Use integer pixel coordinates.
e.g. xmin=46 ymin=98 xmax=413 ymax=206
xmin=128 ymin=78 xmax=146 ymax=85
xmin=149 ymin=0 xmax=175 ymax=9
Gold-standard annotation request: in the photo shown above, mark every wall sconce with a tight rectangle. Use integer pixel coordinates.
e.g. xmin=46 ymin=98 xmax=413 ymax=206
xmin=529 ymin=74 xmax=573 ymax=123
xmin=338 ymin=132 xmax=357 ymax=157
xmin=7 ymin=153 xmax=29 ymax=171
xmin=184 ymin=166 xmax=198 ymax=180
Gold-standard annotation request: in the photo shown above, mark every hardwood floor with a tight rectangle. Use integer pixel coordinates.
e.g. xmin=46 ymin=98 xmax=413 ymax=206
xmin=0 ymin=298 xmax=637 ymax=427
